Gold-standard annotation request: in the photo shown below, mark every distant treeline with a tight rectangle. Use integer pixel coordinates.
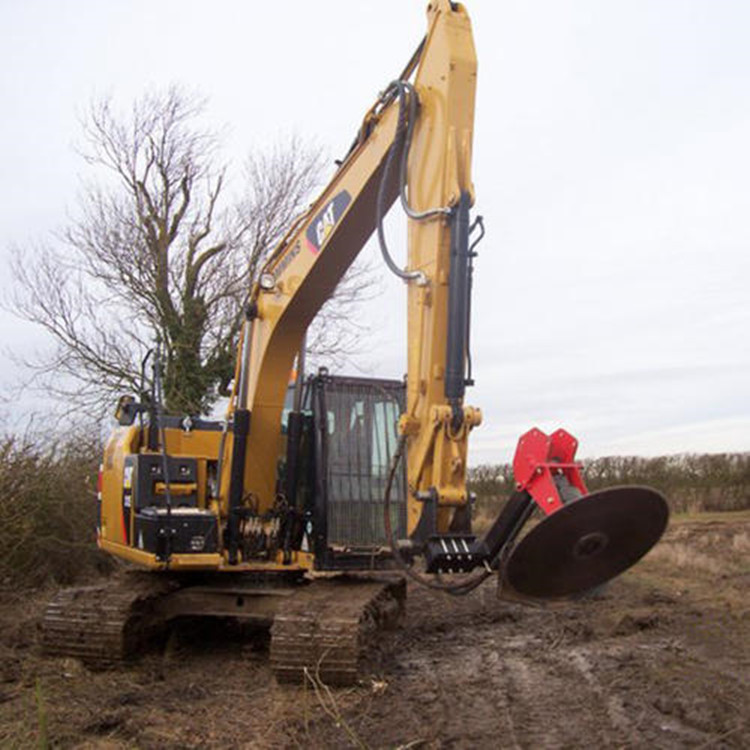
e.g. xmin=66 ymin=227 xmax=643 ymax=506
xmin=469 ymin=453 xmax=750 ymax=515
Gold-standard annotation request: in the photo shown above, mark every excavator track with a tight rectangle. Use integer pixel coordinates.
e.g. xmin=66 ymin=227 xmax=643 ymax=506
xmin=43 ymin=572 xmax=405 ymax=684
xmin=42 ymin=572 xmax=175 ymax=669
xmin=270 ymin=577 xmax=405 ymax=686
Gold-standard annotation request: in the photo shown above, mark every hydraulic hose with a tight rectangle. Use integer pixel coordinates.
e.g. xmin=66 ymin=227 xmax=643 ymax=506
xmin=375 ymin=80 xmax=452 ymax=283
xmin=383 ymin=434 xmax=491 ymax=596
xmin=376 ymin=83 xmax=423 ymax=282
xmin=396 ymin=80 xmax=451 ymax=221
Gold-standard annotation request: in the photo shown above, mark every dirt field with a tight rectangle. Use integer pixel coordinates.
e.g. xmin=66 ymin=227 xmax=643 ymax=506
xmin=1 ymin=512 xmax=748 ymax=749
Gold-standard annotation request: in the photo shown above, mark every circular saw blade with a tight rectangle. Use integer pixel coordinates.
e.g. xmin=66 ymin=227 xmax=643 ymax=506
xmin=503 ymin=486 xmax=669 ymax=599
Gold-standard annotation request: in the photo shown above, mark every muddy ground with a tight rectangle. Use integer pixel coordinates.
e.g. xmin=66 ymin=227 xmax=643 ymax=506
xmin=1 ymin=512 xmax=748 ymax=748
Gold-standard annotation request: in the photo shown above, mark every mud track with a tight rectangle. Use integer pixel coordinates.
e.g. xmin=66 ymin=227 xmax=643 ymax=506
xmin=1 ymin=512 xmax=748 ymax=748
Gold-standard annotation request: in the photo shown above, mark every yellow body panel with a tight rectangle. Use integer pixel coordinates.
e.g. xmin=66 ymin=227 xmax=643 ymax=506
xmin=100 ymin=426 xmax=222 ymax=552
xmin=100 ymin=426 xmax=140 ymax=546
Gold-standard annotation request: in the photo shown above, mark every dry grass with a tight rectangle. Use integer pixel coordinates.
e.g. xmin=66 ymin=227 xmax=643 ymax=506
xmin=731 ymin=531 xmax=750 ymax=553
xmin=646 ymin=542 xmax=726 ymax=576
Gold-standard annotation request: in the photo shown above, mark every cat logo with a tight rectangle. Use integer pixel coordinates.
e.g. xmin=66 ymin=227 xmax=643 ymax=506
xmin=315 ymin=201 xmax=337 ymax=246
xmin=305 ymin=190 xmax=351 ymax=254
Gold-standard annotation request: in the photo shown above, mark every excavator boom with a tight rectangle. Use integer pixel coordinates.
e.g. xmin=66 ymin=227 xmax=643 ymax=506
xmin=223 ymin=0 xmax=481 ymax=545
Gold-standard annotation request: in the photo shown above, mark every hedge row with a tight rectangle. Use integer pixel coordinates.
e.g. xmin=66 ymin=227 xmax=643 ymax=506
xmin=469 ymin=453 xmax=750 ymax=516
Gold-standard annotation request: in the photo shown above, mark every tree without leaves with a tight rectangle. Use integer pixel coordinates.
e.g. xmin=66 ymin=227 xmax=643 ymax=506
xmin=11 ymin=87 xmax=376 ymax=416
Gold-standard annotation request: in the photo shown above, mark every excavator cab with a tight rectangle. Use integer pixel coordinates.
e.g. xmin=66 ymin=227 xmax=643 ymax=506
xmin=279 ymin=371 xmax=408 ymax=569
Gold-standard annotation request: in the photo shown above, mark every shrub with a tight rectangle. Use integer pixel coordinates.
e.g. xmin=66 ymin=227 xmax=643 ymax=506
xmin=0 ymin=430 xmax=113 ymax=588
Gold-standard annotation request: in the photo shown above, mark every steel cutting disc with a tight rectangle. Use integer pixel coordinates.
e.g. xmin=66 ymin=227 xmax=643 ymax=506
xmin=504 ymin=486 xmax=669 ymax=599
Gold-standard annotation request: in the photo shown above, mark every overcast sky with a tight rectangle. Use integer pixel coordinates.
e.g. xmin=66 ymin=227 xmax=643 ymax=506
xmin=1 ymin=0 xmax=748 ymax=463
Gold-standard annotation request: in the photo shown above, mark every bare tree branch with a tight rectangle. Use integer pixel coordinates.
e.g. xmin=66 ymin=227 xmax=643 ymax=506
xmin=9 ymin=87 xmax=376 ymax=416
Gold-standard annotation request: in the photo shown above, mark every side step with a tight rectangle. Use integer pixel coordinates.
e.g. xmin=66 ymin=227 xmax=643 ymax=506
xmin=270 ymin=577 xmax=406 ymax=686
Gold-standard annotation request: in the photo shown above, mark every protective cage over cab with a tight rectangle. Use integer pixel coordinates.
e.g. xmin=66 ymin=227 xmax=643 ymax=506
xmin=289 ymin=372 xmax=408 ymax=570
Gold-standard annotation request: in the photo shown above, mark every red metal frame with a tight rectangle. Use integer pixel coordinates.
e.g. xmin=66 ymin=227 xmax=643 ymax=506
xmin=512 ymin=428 xmax=588 ymax=516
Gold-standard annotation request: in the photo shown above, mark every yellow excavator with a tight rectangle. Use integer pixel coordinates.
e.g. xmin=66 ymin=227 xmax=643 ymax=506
xmin=43 ymin=1 xmax=668 ymax=685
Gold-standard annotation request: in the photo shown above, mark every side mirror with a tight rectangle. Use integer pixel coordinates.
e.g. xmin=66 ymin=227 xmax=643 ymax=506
xmin=114 ymin=395 xmax=137 ymax=426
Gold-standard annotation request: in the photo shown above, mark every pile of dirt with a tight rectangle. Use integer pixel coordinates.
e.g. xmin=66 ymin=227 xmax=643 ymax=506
xmin=1 ymin=512 xmax=748 ymax=748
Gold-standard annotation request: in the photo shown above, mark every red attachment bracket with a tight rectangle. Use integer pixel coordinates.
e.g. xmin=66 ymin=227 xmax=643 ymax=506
xmin=512 ymin=428 xmax=588 ymax=516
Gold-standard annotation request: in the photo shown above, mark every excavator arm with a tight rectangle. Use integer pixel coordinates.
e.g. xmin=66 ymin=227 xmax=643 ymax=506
xmin=217 ymin=0 xmax=668 ymax=596
xmin=222 ymin=0 xmax=480 ymax=547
